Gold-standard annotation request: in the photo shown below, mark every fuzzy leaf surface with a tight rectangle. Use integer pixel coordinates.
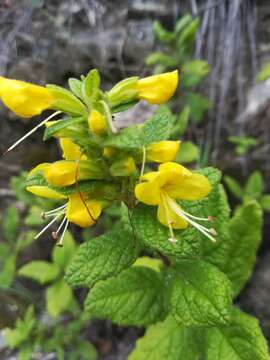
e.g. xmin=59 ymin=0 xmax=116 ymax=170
xmin=205 ymin=308 xmax=270 ymax=360
xmin=129 ymin=315 xmax=200 ymax=360
xmin=85 ymin=266 xmax=166 ymax=326
xmin=169 ymin=260 xmax=232 ymax=327
xmin=65 ymin=224 xmax=139 ymax=288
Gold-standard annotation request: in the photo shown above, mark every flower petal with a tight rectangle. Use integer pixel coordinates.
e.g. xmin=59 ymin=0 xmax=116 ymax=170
xmin=0 ymin=76 xmax=54 ymax=117
xmin=26 ymin=185 xmax=66 ymax=199
xmin=157 ymin=201 xmax=188 ymax=229
xmin=60 ymin=138 xmax=86 ymax=160
xmin=66 ymin=194 xmax=102 ymax=227
xmin=166 ymin=173 xmax=211 ymax=200
xmin=146 ymin=141 xmax=180 ymax=163
xmin=135 ymin=180 xmax=161 ymax=205
xmin=137 ymin=70 xmax=179 ymax=104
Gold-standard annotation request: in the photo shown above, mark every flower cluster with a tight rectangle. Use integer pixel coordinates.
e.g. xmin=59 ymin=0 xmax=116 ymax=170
xmin=0 ymin=69 xmax=215 ymax=245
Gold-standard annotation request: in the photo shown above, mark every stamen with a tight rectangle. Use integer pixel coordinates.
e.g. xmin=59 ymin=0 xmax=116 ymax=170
xmin=56 ymin=219 xmax=69 ymax=247
xmin=34 ymin=213 xmax=62 ymax=240
xmin=165 ymin=195 xmax=217 ymax=243
xmin=3 ymin=111 xmax=62 ymax=155
xmin=42 ymin=204 xmax=67 ymax=218
xmin=139 ymin=146 xmax=146 ymax=180
xmin=160 ymin=193 xmax=177 ymax=243
xmin=179 ymin=208 xmax=212 ymax=222
xmin=55 ymin=215 xmax=67 ymax=235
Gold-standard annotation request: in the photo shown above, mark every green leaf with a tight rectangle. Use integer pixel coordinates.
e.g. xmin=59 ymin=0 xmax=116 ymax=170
xmin=111 ymin=100 xmax=139 ymax=113
xmin=186 ymin=93 xmax=210 ymax=123
xmin=169 ymin=260 xmax=232 ymax=327
xmin=261 ymin=195 xmax=270 ymax=211
xmin=85 ymin=266 xmax=166 ymax=326
xmin=133 ymin=256 xmax=163 ymax=273
xmin=207 ymin=201 xmax=262 ymax=296
xmin=68 ymin=78 xmax=83 ymax=99
xmin=245 ymin=171 xmax=264 ymax=199
xmin=25 ymin=206 xmax=45 ymax=226
xmin=65 ymin=224 xmax=139 ymax=288
xmin=104 ymin=125 xmax=143 ymax=150
xmin=74 ymin=340 xmax=98 ymax=360
xmin=4 ymin=306 xmax=35 ymax=349
xmin=43 ymin=117 xmax=86 ymax=140
xmin=16 ymin=231 xmax=36 ymax=252
xmin=178 ymin=18 xmax=200 ymax=54
xmin=257 ymin=62 xmax=270 ymax=82
xmin=129 ymin=315 xmax=200 ymax=360
xmin=46 ymin=279 xmax=73 ymax=317
xmin=153 ymin=21 xmax=175 ymax=43
xmin=47 ymin=84 xmax=86 ymax=116
xmin=205 ymin=308 xmax=270 ymax=360
xmin=2 ymin=206 xmax=20 ymax=242
xmin=143 ymin=105 xmax=174 ymax=144
xmin=19 ymin=261 xmax=60 ymax=285
xmin=175 ymin=14 xmax=193 ymax=34
xmin=182 ymin=60 xmax=210 ymax=87
xmin=170 ymin=106 xmax=190 ymax=138
xmin=223 ymin=175 xmax=243 ymax=200
xmin=132 ymin=204 xmax=201 ymax=260
xmin=145 ymin=52 xmax=178 ymax=67
xmin=52 ymin=231 xmax=77 ymax=270
xmin=176 ymin=141 xmax=199 ymax=163
xmin=0 ymin=254 xmax=16 ymax=288
xmin=82 ymin=69 xmax=100 ymax=102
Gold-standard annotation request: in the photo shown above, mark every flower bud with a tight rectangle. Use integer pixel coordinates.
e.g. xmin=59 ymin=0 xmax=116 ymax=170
xmin=0 ymin=76 xmax=54 ymax=117
xmin=103 ymin=146 xmax=116 ymax=158
xmin=110 ymin=157 xmax=136 ymax=177
xmin=88 ymin=109 xmax=108 ymax=136
xmin=146 ymin=141 xmax=180 ymax=163
xmin=137 ymin=70 xmax=179 ymax=104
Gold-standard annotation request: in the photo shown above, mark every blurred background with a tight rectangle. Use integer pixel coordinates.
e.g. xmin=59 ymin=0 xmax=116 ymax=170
xmin=0 ymin=0 xmax=270 ymax=359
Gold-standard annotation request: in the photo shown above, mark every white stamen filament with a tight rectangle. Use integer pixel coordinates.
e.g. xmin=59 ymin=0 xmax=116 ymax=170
xmin=34 ymin=213 xmax=63 ymax=239
xmin=55 ymin=215 xmax=67 ymax=235
xmin=165 ymin=195 xmax=217 ymax=243
xmin=4 ymin=111 xmax=62 ymax=154
xmin=42 ymin=204 xmax=67 ymax=217
xmin=57 ymin=219 xmax=69 ymax=247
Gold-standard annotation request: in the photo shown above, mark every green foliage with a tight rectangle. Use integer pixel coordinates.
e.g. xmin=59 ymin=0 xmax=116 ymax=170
xmin=85 ymin=266 xmax=167 ymax=326
xmin=224 ymin=171 xmax=270 ymax=212
xmin=129 ymin=315 xmax=200 ymax=360
xmin=176 ymin=141 xmax=199 ymax=163
xmin=66 ymin=223 xmax=139 ymax=288
xmin=19 ymin=230 xmax=77 ymax=317
xmin=206 ymin=201 xmax=262 ymax=297
xmin=204 ymin=308 xmax=270 ymax=360
xmin=146 ymin=13 xmax=211 ymax=141
xmin=229 ymin=135 xmax=257 ymax=156
xmin=169 ymin=260 xmax=232 ymax=327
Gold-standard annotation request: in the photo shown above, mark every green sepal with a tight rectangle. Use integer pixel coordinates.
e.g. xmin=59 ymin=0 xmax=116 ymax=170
xmin=43 ymin=117 xmax=87 ymax=140
xmin=47 ymin=84 xmax=87 ymax=116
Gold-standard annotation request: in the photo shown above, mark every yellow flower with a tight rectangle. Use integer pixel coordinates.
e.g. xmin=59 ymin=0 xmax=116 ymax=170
xmin=42 ymin=160 xmax=103 ymax=186
xmin=146 ymin=141 xmax=180 ymax=163
xmin=60 ymin=138 xmax=87 ymax=160
xmin=66 ymin=194 xmax=103 ymax=228
xmin=137 ymin=70 xmax=179 ymax=104
xmin=88 ymin=109 xmax=107 ymax=136
xmin=135 ymin=162 xmax=215 ymax=242
xmin=0 ymin=76 xmax=54 ymax=117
